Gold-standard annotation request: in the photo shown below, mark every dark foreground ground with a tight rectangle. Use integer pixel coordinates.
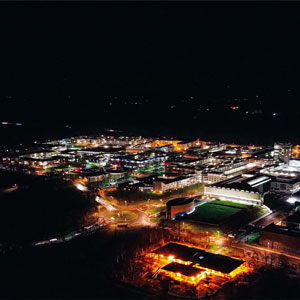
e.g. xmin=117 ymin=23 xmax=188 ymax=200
xmin=0 ymin=227 xmax=300 ymax=300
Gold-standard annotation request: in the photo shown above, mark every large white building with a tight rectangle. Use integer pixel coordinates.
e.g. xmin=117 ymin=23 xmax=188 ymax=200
xmin=153 ymin=174 xmax=202 ymax=193
xmin=274 ymin=143 xmax=292 ymax=164
xmin=204 ymin=174 xmax=271 ymax=206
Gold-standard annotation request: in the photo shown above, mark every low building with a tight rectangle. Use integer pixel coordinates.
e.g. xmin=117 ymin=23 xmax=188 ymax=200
xmin=260 ymin=223 xmax=300 ymax=252
xmin=282 ymin=210 xmax=300 ymax=230
xmin=165 ymin=163 xmax=201 ymax=176
xmin=166 ymin=197 xmax=195 ymax=219
xmin=270 ymin=176 xmax=300 ymax=195
xmin=82 ymin=170 xmax=108 ymax=183
xmin=111 ymin=151 xmax=168 ymax=170
xmin=153 ymin=174 xmax=202 ymax=193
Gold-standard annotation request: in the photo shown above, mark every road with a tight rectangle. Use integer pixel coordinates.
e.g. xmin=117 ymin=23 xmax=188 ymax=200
xmin=253 ymin=209 xmax=283 ymax=228
xmin=241 ymin=242 xmax=300 ymax=262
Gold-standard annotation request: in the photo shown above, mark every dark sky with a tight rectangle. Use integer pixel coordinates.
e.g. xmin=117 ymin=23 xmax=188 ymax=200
xmin=1 ymin=2 xmax=300 ymax=96
xmin=1 ymin=2 xmax=300 ymax=144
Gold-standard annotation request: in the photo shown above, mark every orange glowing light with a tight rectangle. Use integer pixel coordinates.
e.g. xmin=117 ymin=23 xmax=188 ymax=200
xmin=168 ymin=255 xmax=174 ymax=260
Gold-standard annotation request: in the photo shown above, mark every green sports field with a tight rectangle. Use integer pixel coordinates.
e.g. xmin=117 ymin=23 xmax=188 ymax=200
xmin=211 ymin=199 xmax=248 ymax=209
xmin=180 ymin=201 xmax=244 ymax=225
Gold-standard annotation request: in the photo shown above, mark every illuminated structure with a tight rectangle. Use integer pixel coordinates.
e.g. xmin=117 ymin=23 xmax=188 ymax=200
xmin=146 ymin=242 xmax=250 ymax=286
xmin=204 ymin=174 xmax=268 ymax=206
xmin=166 ymin=197 xmax=195 ymax=220
xmin=153 ymin=174 xmax=201 ymax=193
xmin=274 ymin=143 xmax=292 ymax=165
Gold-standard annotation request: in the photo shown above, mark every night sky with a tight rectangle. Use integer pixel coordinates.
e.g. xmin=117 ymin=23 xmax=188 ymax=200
xmin=1 ymin=2 xmax=300 ymax=143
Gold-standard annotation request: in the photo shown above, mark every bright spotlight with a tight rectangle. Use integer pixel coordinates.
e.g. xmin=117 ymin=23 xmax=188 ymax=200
xmin=76 ymin=183 xmax=87 ymax=192
xmin=287 ymin=197 xmax=298 ymax=204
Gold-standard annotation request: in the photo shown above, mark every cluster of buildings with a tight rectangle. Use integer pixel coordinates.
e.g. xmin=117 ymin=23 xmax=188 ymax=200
xmin=1 ymin=135 xmax=300 ymax=201
xmin=259 ymin=201 xmax=300 ymax=253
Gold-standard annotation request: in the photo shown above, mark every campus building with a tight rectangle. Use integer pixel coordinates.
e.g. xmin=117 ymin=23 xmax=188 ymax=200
xmin=260 ymin=223 xmax=300 ymax=252
xmin=274 ymin=143 xmax=292 ymax=164
xmin=204 ymin=174 xmax=270 ymax=206
xmin=153 ymin=174 xmax=202 ymax=193
xmin=166 ymin=197 xmax=195 ymax=220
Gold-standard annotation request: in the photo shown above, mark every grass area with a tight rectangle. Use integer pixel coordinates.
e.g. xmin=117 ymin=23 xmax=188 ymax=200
xmin=247 ymin=232 xmax=260 ymax=244
xmin=147 ymin=206 xmax=165 ymax=215
xmin=106 ymin=183 xmax=204 ymax=203
xmin=254 ymin=206 xmax=267 ymax=217
xmin=150 ymin=215 xmax=162 ymax=223
xmin=180 ymin=202 xmax=242 ymax=225
xmin=211 ymin=199 xmax=248 ymax=209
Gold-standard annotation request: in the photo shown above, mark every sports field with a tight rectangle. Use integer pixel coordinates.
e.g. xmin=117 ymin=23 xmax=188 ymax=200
xmin=211 ymin=199 xmax=248 ymax=209
xmin=179 ymin=201 xmax=244 ymax=225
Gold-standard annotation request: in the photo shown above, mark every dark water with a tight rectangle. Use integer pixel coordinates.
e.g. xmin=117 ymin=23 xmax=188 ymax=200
xmin=0 ymin=171 xmax=93 ymax=244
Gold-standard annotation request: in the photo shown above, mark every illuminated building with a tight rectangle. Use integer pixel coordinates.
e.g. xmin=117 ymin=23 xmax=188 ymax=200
xmin=165 ymin=163 xmax=201 ymax=176
xmin=204 ymin=174 xmax=269 ymax=206
xmin=202 ymin=160 xmax=259 ymax=184
xmin=274 ymin=143 xmax=292 ymax=165
xmin=174 ymin=139 xmax=201 ymax=152
xmin=166 ymin=197 xmax=195 ymax=220
xmin=153 ymin=174 xmax=202 ymax=193
xmin=146 ymin=242 xmax=249 ymax=286
xmin=111 ymin=152 xmax=168 ymax=170
xmin=270 ymin=176 xmax=300 ymax=194
xmin=292 ymin=145 xmax=300 ymax=158
xmin=82 ymin=170 xmax=108 ymax=183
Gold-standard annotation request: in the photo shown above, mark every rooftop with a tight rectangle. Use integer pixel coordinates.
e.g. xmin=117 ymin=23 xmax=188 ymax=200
xmin=152 ymin=243 xmax=244 ymax=274
xmin=262 ymin=223 xmax=300 ymax=239
xmin=167 ymin=197 xmax=194 ymax=207
xmin=154 ymin=176 xmax=187 ymax=184
xmin=161 ymin=262 xmax=202 ymax=277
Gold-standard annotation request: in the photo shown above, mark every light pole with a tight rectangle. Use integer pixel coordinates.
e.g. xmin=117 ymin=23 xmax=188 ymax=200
xmin=206 ymin=231 xmax=209 ymax=247
xmin=148 ymin=198 xmax=150 ymax=209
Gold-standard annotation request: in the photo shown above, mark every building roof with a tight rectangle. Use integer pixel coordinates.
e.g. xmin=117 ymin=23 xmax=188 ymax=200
xmin=152 ymin=243 xmax=244 ymax=274
xmin=167 ymin=197 xmax=194 ymax=207
xmin=284 ymin=211 xmax=300 ymax=224
xmin=155 ymin=176 xmax=187 ymax=184
xmin=167 ymin=197 xmax=194 ymax=206
xmin=161 ymin=262 xmax=202 ymax=277
xmin=262 ymin=223 xmax=300 ymax=238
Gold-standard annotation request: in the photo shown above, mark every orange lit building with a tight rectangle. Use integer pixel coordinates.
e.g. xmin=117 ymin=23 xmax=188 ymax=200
xmin=146 ymin=242 xmax=250 ymax=286
xmin=293 ymin=145 xmax=300 ymax=158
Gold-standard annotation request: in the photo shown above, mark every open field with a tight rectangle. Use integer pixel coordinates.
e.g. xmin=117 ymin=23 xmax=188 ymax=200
xmin=105 ymin=183 xmax=204 ymax=204
xmin=211 ymin=199 xmax=248 ymax=209
xmin=179 ymin=202 xmax=244 ymax=225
